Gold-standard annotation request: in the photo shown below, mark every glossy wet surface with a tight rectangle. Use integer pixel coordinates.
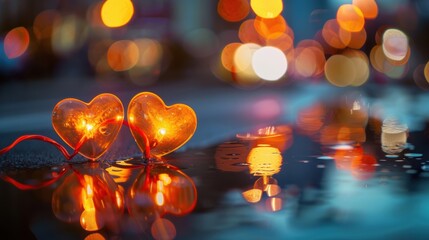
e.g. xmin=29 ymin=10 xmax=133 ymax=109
xmin=1 ymin=84 xmax=429 ymax=239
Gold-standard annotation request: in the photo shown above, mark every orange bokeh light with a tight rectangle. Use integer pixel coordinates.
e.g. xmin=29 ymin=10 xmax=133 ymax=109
xmin=250 ymin=0 xmax=283 ymax=19
xmin=101 ymin=0 xmax=134 ymax=28
xmin=254 ymin=15 xmax=287 ymax=40
xmin=322 ymin=19 xmax=351 ymax=49
xmin=294 ymin=40 xmax=325 ymax=78
xmin=217 ymin=0 xmax=250 ymax=22
xmin=107 ymin=40 xmax=139 ymax=71
xmin=221 ymin=42 xmax=242 ymax=72
xmin=336 ymin=4 xmax=365 ymax=32
xmin=238 ymin=19 xmax=265 ymax=45
xmin=348 ymin=27 xmax=367 ymax=49
xmin=33 ymin=10 xmax=61 ymax=40
xmin=4 ymin=27 xmax=30 ymax=59
xmin=266 ymin=33 xmax=293 ymax=52
xmin=352 ymin=0 xmax=378 ymax=19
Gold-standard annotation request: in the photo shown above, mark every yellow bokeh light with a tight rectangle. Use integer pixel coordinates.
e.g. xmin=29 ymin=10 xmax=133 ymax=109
xmin=324 ymin=54 xmax=356 ymax=87
xmin=247 ymin=144 xmax=283 ymax=176
xmin=101 ymin=0 xmax=134 ymax=28
xmin=336 ymin=4 xmax=365 ymax=32
xmin=107 ymin=40 xmax=139 ymax=71
xmin=250 ymin=0 xmax=283 ymax=19
xmin=233 ymin=43 xmax=261 ymax=73
xmin=251 ymin=46 xmax=287 ymax=81
xmin=343 ymin=50 xmax=370 ymax=86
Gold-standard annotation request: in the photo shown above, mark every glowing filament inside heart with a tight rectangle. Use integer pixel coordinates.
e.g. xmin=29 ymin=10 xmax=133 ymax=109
xmin=155 ymin=192 xmax=165 ymax=206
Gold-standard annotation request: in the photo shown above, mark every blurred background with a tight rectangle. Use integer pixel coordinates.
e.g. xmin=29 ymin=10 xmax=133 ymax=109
xmin=1 ymin=0 xmax=429 ymax=88
xmin=2 ymin=0 xmax=429 ymax=144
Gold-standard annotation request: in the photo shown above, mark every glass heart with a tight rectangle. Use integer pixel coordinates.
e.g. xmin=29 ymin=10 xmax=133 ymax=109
xmin=52 ymin=93 xmax=124 ymax=160
xmin=127 ymin=92 xmax=197 ymax=157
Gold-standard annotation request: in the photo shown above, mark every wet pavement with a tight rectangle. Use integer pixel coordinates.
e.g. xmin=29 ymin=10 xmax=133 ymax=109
xmin=1 ymin=81 xmax=429 ymax=239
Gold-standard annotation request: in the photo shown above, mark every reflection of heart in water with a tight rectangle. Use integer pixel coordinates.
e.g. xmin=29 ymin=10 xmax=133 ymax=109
xmin=128 ymin=163 xmax=197 ymax=229
xmin=52 ymin=163 xmax=124 ymax=231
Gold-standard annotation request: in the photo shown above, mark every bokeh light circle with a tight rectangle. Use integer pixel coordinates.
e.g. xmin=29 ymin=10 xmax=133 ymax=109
xmin=325 ymin=55 xmax=356 ymax=87
xmin=234 ymin=43 xmax=261 ymax=73
xmin=107 ymin=40 xmax=139 ymax=71
xmin=352 ymin=0 xmax=378 ymax=19
xmin=217 ymin=0 xmax=250 ymax=22
xmin=336 ymin=4 xmax=365 ymax=32
xmin=238 ymin=19 xmax=264 ymax=45
xmin=4 ymin=27 xmax=30 ymax=59
xmin=251 ymin=46 xmax=287 ymax=81
xmin=221 ymin=42 xmax=241 ymax=72
xmin=344 ymin=50 xmax=370 ymax=86
xmin=250 ymin=0 xmax=283 ymax=19
xmin=322 ymin=19 xmax=351 ymax=49
xmin=101 ymin=0 xmax=134 ymax=28
xmin=254 ymin=15 xmax=287 ymax=40
xmin=382 ymin=29 xmax=408 ymax=61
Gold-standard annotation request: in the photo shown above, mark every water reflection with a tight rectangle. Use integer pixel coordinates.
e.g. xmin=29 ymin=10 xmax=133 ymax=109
xmin=1 ymin=160 xmax=197 ymax=238
xmin=52 ymin=162 xmax=123 ymax=232
xmin=128 ymin=163 xmax=197 ymax=231
xmin=216 ymin=125 xmax=290 ymax=212
xmin=329 ymin=144 xmax=377 ymax=180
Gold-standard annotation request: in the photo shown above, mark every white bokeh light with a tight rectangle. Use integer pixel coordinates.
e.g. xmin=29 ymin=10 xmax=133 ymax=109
xmin=382 ymin=29 xmax=408 ymax=61
xmin=251 ymin=46 xmax=287 ymax=81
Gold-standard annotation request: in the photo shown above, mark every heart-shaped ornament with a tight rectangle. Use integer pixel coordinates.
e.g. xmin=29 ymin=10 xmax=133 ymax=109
xmin=128 ymin=92 xmax=197 ymax=157
xmin=52 ymin=93 xmax=124 ymax=160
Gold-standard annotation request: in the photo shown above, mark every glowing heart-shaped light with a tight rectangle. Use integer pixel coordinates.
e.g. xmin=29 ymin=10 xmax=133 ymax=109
xmin=52 ymin=93 xmax=124 ymax=160
xmin=128 ymin=92 xmax=197 ymax=157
